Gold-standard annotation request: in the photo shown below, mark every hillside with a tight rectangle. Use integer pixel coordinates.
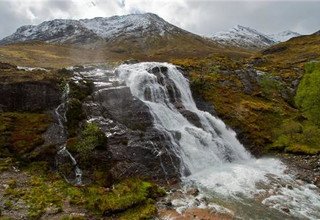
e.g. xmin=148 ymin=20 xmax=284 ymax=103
xmin=254 ymin=33 xmax=320 ymax=82
xmin=0 ymin=13 xmax=237 ymax=60
xmin=1 ymin=12 xmax=320 ymax=219
xmin=172 ymin=33 xmax=320 ymax=157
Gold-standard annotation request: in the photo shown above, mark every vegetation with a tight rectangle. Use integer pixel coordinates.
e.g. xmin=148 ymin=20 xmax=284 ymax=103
xmin=68 ymin=122 xmax=107 ymax=162
xmin=258 ymin=73 xmax=283 ymax=99
xmin=1 ymin=161 xmax=165 ymax=220
xmin=66 ymin=80 xmax=94 ymax=136
xmin=0 ymin=112 xmax=51 ymax=159
xmin=269 ymin=62 xmax=320 ymax=155
xmin=271 ymin=118 xmax=320 ymax=154
xmin=295 ymin=62 xmax=320 ymax=125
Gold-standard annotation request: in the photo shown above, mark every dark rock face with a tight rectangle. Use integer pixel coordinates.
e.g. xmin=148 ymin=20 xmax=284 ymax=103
xmin=85 ymin=84 xmax=181 ymax=183
xmin=93 ymin=87 xmax=153 ymax=131
xmin=0 ymin=82 xmax=61 ymax=112
xmin=262 ymin=45 xmax=288 ymax=55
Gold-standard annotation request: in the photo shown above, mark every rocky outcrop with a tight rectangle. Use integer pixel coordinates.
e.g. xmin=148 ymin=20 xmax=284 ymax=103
xmin=65 ymin=66 xmax=183 ymax=183
xmin=93 ymin=87 xmax=153 ymax=131
xmin=0 ymin=81 xmax=61 ymax=112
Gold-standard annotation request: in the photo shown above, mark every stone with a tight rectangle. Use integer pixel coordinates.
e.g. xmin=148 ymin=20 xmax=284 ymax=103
xmin=281 ymin=207 xmax=290 ymax=213
xmin=0 ymin=81 xmax=61 ymax=112
xmin=186 ymin=188 xmax=200 ymax=197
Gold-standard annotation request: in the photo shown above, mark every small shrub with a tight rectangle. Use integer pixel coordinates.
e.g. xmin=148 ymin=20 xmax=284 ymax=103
xmin=72 ymin=123 xmax=107 ymax=162
xmin=259 ymin=73 xmax=283 ymax=98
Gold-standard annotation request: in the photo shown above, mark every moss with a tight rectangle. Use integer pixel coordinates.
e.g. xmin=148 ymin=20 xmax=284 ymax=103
xmin=258 ymin=73 xmax=283 ymax=99
xmin=65 ymin=99 xmax=85 ymax=137
xmin=0 ymin=112 xmax=51 ymax=159
xmin=62 ymin=178 xmax=165 ymax=217
xmin=119 ymin=201 xmax=157 ymax=220
xmin=65 ymin=79 xmax=94 ymax=137
xmin=84 ymin=179 xmax=160 ymax=215
xmin=2 ymin=165 xmax=164 ymax=219
xmin=67 ymin=122 xmax=107 ymax=166
xmin=60 ymin=215 xmax=86 ymax=220
xmin=271 ymin=118 xmax=320 ymax=155
xmin=69 ymin=80 xmax=94 ymax=102
xmin=23 ymin=178 xmax=64 ymax=219
xmin=295 ymin=62 xmax=320 ymax=125
xmin=0 ymin=158 xmax=13 ymax=172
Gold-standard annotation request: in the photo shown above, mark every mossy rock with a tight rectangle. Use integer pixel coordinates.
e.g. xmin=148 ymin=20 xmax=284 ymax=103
xmin=0 ymin=112 xmax=51 ymax=160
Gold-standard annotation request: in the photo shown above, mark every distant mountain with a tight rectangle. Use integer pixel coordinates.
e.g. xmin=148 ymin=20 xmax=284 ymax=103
xmin=211 ymin=25 xmax=275 ymax=49
xmin=268 ymin=30 xmax=301 ymax=42
xmin=211 ymin=25 xmax=301 ymax=49
xmin=314 ymin=30 xmax=320 ymax=35
xmin=2 ymin=13 xmax=247 ymax=61
xmin=0 ymin=13 xmax=189 ymax=45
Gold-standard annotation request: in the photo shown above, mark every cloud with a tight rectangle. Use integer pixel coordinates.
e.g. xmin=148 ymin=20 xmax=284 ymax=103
xmin=0 ymin=0 xmax=319 ymax=39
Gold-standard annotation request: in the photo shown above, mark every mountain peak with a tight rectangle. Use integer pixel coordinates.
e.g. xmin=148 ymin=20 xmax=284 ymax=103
xmin=212 ymin=25 xmax=275 ymax=49
xmin=0 ymin=13 xmax=181 ymax=45
xmin=211 ymin=25 xmax=302 ymax=49
xmin=268 ymin=30 xmax=301 ymax=42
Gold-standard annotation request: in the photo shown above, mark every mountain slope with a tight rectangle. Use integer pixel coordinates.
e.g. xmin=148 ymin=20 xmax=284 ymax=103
xmin=0 ymin=14 xmax=254 ymax=67
xmin=211 ymin=25 xmax=276 ymax=49
xmin=0 ymin=13 xmax=205 ymax=47
xmin=211 ymin=25 xmax=301 ymax=49
xmin=268 ymin=30 xmax=301 ymax=42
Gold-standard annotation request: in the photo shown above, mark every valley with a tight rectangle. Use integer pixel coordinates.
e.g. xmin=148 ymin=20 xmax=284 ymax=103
xmin=0 ymin=12 xmax=320 ymax=220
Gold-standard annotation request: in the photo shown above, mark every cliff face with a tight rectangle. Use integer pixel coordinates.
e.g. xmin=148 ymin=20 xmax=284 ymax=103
xmin=0 ymin=81 xmax=61 ymax=112
xmin=0 ymin=62 xmax=62 ymax=112
xmin=0 ymin=62 xmax=62 ymax=163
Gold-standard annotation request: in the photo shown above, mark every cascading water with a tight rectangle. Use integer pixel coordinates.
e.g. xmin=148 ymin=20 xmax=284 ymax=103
xmin=54 ymin=83 xmax=82 ymax=185
xmin=116 ymin=62 xmax=320 ymax=219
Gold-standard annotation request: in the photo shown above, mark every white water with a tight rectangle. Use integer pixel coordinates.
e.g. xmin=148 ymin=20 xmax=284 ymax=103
xmin=54 ymin=84 xmax=82 ymax=185
xmin=116 ymin=62 xmax=320 ymax=219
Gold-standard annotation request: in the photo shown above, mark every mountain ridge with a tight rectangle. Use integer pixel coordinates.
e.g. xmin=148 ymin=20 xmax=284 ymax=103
xmin=211 ymin=25 xmax=301 ymax=49
xmin=0 ymin=13 xmax=193 ymax=45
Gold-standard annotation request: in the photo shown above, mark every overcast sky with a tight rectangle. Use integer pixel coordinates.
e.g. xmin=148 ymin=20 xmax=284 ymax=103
xmin=0 ymin=0 xmax=319 ymax=39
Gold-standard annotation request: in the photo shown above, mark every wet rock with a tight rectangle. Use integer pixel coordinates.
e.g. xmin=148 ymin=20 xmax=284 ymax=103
xmin=93 ymin=87 xmax=153 ymax=131
xmin=180 ymin=110 xmax=202 ymax=128
xmin=89 ymin=84 xmax=181 ymax=182
xmin=286 ymin=185 xmax=293 ymax=190
xmin=44 ymin=206 xmax=61 ymax=215
xmin=186 ymin=188 xmax=200 ymax=197
xmin=281 ymin=207 xmax=290 ymax=214
xmin=0 ymin=82 xmax=61 ymax=112
xmin=123 ymin=59 xmax=139 ymax=64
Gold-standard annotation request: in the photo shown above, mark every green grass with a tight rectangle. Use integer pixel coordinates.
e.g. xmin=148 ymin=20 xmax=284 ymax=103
xmin=2 ymin=161 xmax=166 ymax=219
xmin=0 ymin=112 xmax=51 ymax=159
xmin=270 ymin=118 xmax=320 ymax=155
xmin=295 ymin=62 xmax=320 ymax=125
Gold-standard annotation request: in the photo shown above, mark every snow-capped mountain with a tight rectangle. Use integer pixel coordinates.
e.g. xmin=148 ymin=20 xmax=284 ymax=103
xmin=211 ymin=25 xmax=301 ymax=49
xmin=0 ymin=13 xmax=189 ymax=45
xmin=211 ymin=25 xmax=275 ymax=49
xmin=268 ymin=30 xmax=301 ymax=42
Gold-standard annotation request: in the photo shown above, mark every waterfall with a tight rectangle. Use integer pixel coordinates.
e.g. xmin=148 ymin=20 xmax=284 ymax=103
xmin=116 ymin=62 xmax=320 ymax=219
xmin=54 ymin=83 xmax=82 ymax=185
